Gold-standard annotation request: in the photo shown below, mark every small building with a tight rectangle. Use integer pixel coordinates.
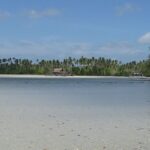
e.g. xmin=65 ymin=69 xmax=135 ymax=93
xmin=53 ymin=68 xmax=65 ymax=76
xmin=132 ymin=72 xmax=143 ymax=77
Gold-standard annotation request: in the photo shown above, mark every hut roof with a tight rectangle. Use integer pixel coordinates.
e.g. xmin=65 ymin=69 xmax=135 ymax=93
xmin=53 ymin=68 xmax=63 ymax=73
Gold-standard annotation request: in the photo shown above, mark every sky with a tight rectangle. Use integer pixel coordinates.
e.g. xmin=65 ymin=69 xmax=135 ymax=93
xmin=0 ymin=0 xmax=150 ymax=62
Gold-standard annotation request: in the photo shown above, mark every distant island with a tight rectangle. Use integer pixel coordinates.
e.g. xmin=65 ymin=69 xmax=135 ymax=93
xmin=0 ymin=56 xmax=149 ymax=77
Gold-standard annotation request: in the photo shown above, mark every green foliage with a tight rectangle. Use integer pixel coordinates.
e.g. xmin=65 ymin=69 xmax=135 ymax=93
xmin=0 ymin=57 xmax=149 ymax=76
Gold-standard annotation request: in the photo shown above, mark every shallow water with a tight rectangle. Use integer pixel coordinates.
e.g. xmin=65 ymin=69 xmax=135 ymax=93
xmin=0 ymin=78 xmax=150 ymax=150
xmin=0 ymin=78 xmax=150 ymax=106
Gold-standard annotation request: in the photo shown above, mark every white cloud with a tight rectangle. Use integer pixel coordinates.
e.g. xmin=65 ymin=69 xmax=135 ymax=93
xmin=116 ymin=3 xmax=139 ymax=16
xmin=0 ymin=11 xmax=11 ymax=19
xmin=0 ymin=40 xmax=145 ymax=62
xmin=97 ymin=42 xmax=141 ymax=55
xmin=138 ymin=32 xmax=150 ymax=44
xmin=25 ymin=9 xmax=61 ymax=18
xmin=84 ymin=42 xmax=147 ymax=62
xmin=0 ymin=9 xmax=61 ymax=20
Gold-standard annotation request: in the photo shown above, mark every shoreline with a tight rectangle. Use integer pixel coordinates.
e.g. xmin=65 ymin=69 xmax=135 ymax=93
xmin=0 ymin=74 xmax=150 ymax=149
xmin=0 ymin=74 xmax=150 ymax=80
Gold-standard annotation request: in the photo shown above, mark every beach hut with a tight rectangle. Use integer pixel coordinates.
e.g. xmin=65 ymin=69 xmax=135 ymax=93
xmin=132 ymin=72 xmax=143 ymax=77
xmin=53 ymin=68 xmax=64 ymax=75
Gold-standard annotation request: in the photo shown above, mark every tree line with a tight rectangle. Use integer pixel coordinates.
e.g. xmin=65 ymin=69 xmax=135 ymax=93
xmin=0 ymin=56 xmax=149 ymax=76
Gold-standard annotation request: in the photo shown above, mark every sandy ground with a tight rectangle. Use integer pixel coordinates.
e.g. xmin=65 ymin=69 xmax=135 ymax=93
xmin=0 ymin=74 xmax=149 ymax=80
xmin=0 ymin=76 xmax=150 ymax=150
xmin=0 ymin=104 xmax=150 ymax=150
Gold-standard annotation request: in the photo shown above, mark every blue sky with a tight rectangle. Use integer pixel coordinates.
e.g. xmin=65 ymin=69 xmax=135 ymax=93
xmin=0 ymin=0 xmax=150 ymax=62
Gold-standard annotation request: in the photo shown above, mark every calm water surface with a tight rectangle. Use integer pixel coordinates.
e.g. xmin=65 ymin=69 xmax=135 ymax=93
xmin=0 ymin=78 xmax=149 ymax=108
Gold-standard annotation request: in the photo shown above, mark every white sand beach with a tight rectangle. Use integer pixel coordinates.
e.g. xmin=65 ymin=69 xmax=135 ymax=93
xmin=0 ymin=105 xmax=150 ymax=150
xmin=0 ymin=77 xmax=149 ymax=150
xmin=0 ymin=0 xmax=149 ymax=149
xmin=0 ymin=74 xmax=150 ymax=80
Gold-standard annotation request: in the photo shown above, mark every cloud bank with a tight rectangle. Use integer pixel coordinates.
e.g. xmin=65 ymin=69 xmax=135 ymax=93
xmin=0 ymin=39 xmax=145 ymax=62
xmin=138 ymin=32 xmax=150 ymax=44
